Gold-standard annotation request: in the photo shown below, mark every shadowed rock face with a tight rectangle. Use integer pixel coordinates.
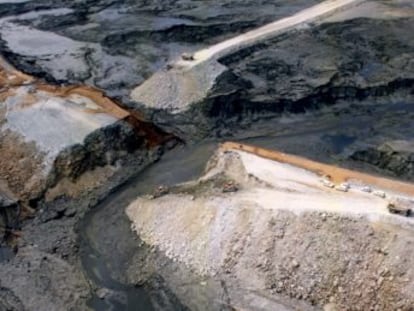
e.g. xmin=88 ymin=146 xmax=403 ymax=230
xmin=0 ymin=191 xmax=18 ymax=244
xmin=351 ymin=140 xmax=414 ymax=179
xmin=224 ymin=17 xmax=414 ymax=109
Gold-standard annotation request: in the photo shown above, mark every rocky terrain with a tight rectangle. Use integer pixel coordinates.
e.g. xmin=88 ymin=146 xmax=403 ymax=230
xmin=0 ymin=55 xmax=175 ymax=310
xmin=351 ymin=140 xmax=414 ymax=180
xmin=127 ymin=146 xmax=414 ymax=311
xmin=0 ymin=0 xmax=413 ymax=310
xmin=0 ymin=55 xmax=172 ymax=203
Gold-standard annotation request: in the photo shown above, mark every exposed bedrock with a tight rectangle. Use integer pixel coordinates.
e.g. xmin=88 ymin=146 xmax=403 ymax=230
xmin=0 ymin=1 xmax=413 ymax=310
xmin=350 ymin=140 xmax=414 ymax=180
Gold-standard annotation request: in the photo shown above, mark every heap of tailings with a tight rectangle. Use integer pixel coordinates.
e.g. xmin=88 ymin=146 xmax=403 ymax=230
xmin=127 ymin=142 xmax=414 ymax=311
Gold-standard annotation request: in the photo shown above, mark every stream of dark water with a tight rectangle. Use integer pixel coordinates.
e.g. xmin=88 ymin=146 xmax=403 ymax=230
xmin=79 ymin=143 xmax=219 ymax=310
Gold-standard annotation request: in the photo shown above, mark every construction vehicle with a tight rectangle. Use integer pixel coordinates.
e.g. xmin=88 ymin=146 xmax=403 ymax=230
xmin=387 ymin=198 xmax=412 ymax=217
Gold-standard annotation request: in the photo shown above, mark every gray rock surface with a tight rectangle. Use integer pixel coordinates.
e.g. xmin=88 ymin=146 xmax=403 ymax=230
xmin=0 ymin=47 xmax=173 ymax=311
xmin=0 ymin=191 xmax=16 ymax=209
xmin=351 ymin=140 xmax=414 ymax=179
xmin=0 ymin=246 xmax=91 ymax=311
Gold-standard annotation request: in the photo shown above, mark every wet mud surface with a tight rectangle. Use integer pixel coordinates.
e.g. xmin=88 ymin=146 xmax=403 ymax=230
xmin=0 ymin=0 xmax=413 ymax=310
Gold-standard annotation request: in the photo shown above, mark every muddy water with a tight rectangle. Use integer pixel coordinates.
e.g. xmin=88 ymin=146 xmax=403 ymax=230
xmin=79 ymin=143 xmax=219 ymax=310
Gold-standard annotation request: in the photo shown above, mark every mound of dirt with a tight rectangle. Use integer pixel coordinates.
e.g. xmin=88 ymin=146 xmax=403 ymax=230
xmin=127 ymin=146 xmax=414 ymax=311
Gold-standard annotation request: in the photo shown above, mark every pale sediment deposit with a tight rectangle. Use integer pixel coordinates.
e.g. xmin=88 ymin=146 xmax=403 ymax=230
xmin=127 ymin=144 xmax=414 ymax=311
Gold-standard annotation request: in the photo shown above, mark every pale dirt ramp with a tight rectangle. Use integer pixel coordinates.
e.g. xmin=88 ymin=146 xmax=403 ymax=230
xmin=127 ymin=145 xmax=414 ymax=311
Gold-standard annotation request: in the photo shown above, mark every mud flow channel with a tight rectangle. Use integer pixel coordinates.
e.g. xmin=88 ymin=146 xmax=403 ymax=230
xmin=78 ymin=143 xmax=218 ymax=310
